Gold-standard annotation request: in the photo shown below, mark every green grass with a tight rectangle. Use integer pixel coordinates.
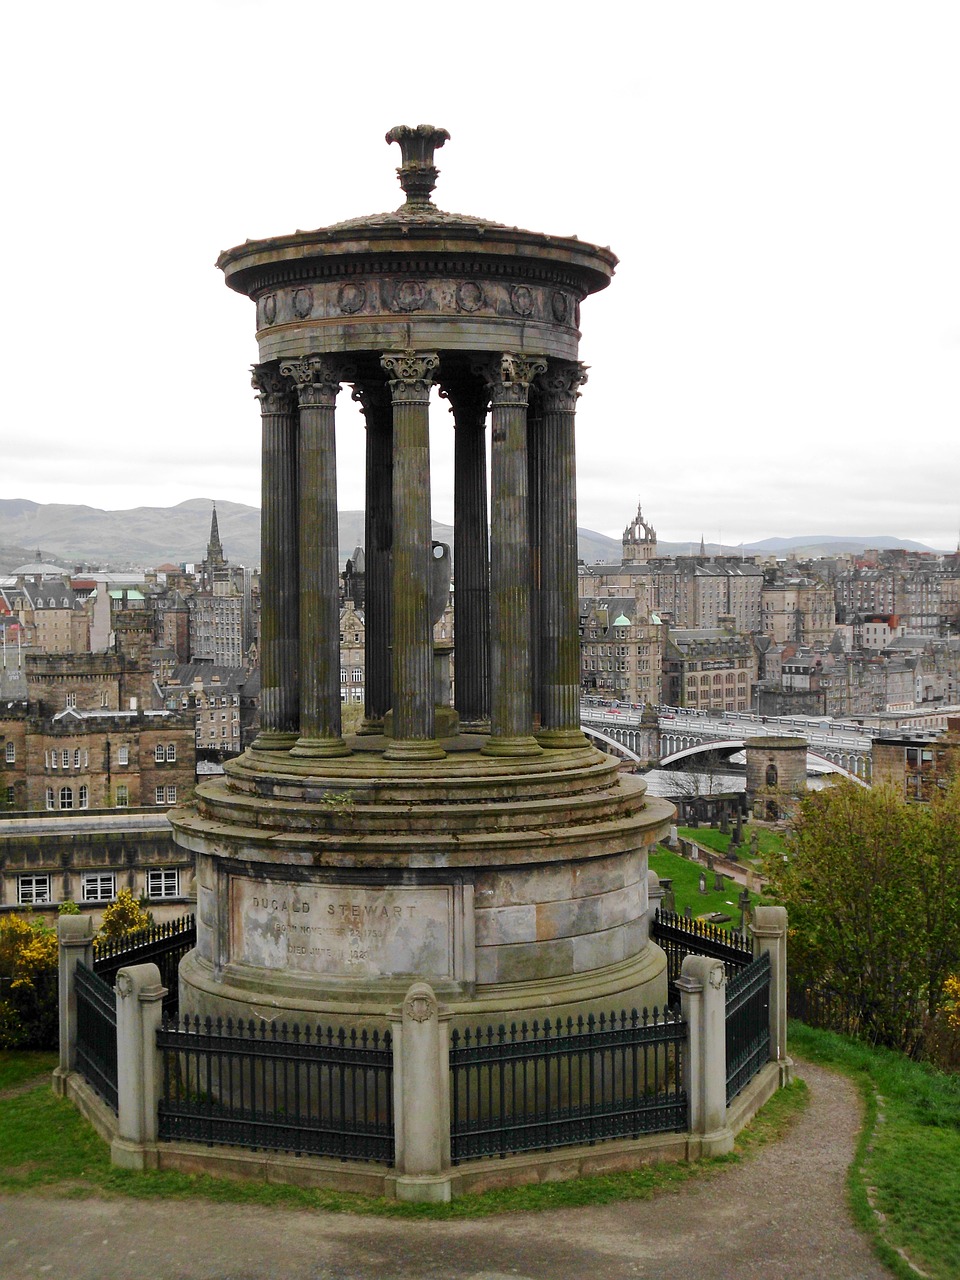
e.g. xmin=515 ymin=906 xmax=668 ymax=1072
xmin=676 ymin=823 xmax=787 ymax=864
xmin=790 ymin=1022 xmax=960 ymax=1280
xmin=0 ymin=1050 xmax=57 ymax=1092
xmin=0 ymin=1055 xmax=808 ymax=1218
xmin=649 ymin=848 xmax=760 ymax=925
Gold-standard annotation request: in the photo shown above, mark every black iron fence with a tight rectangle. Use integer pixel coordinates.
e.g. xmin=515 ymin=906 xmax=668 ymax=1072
xmin=157 ymin=1016 xmax=394 ymax=1165
xmin=449 ymin=1008 xmax=687 ymax=1164
xmin=725 ymin=950 xmax=771 ymax=1103
xmin=94 ymin=914 xmax=195 ymax=1018
xmin=651 ymin=908 xmax=754 ymax=1006
xmin=75 ymin=960 xmax=118 ymax=1113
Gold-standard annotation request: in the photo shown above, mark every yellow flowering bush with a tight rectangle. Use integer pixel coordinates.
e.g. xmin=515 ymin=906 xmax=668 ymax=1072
xmin=0 ymin=913 xmax=59 ymax=1048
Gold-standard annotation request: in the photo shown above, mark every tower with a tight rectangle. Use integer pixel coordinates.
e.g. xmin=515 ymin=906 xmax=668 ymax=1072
xmin=621 ymin=500 xmax=658 ymax=564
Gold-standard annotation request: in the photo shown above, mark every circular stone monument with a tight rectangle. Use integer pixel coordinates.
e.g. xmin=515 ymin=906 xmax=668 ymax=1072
xmin=171 ymin=126 xmax=673 ymax=1030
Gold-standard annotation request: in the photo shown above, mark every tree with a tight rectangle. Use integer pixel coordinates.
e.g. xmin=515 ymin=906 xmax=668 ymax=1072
xmin=763 ymin=779 xmax=960 ymax=1054
xmin=96 ymin=888 xmax=150 ymax=941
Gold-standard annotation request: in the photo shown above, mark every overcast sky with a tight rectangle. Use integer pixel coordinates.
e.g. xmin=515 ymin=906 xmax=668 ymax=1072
xmin=3 ymin=1 xmax=958 ymax=550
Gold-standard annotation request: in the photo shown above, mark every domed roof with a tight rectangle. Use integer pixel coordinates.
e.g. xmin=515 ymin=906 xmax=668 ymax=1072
xmin=12 ymin=562 xmax=69 ymax=576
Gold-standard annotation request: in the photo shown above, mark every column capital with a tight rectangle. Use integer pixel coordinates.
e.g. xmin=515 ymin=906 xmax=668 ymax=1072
xmin=280 ymin=355 xmax=355 ymax=407
xmin=438 ymin=376 xmax=489 ymax=429
xmin=251 ymin=362 xmax=296 ymax=415
xmin=474 ymin=353 xmax=547 ymax=408
xmin=351 ymin=378 xmax=392 ymax=421
xmin=381 ymin=350 xmax=440 ymax=403
xmin=536 ymin=360 xmax=589 ymax=413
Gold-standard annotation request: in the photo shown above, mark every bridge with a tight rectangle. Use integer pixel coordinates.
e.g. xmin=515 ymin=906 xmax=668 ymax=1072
xmin=580 ymin=703 xmax=874 ymax=780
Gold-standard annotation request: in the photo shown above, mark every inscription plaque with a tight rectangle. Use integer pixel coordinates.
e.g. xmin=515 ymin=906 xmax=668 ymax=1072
xmin=231 ymin=879 xmax=457 ymax=980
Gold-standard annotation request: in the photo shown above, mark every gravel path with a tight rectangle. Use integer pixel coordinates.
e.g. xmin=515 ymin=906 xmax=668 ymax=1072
xmin=0 ymin=1060 xmax=892 ymax=1280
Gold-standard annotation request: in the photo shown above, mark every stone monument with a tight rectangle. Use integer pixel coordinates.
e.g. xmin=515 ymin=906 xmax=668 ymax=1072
xmin=171 ymin=126 xmax=673 ymax=1032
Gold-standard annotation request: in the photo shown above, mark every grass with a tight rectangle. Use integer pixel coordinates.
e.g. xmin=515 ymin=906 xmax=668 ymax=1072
xmin=649 ymin=848 xmax=761 ymax=925
xmin=676 ymin=823 xmax=788 ymax=864
xmin=0 ymin=1052 xmax=808 ymax=1218
xmin=790 ymin=1021 xmax=960 ymax=1280
xmin=0 ymin=1050 xmax=57 ymax=1092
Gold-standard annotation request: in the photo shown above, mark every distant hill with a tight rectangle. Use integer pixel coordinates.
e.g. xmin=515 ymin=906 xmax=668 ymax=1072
xmin=0 ymin=500 xmax=945 ymax=572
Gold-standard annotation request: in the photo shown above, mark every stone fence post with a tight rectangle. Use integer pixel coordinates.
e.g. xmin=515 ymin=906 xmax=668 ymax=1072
xmin=111 ymin=963 xmax=167 ymax=1171
xmin=389 ymin=981 xmax=452 ymax=1203
xmin=677 ymin=954 xmax=733 ymax=1156
xmin=53 ymin=914 xmax=95 ymax=1094
xmin=751 ymin=904 xmax=789 ymax=1064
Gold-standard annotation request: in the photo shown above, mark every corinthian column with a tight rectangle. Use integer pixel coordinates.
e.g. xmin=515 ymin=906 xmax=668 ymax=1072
xmin=352 ymin=380 xmax=393 ymax=733
xmin=440 ymin=374 xmax=490 ymax=730
xmin=380 ymin=351 xmax=445 ymax=760
xmin=250 ymin=362 xmax=299 ymax=750
xmin=536 ymin=360 xmax=590 ymax=749
xmin=281 ymin=355 xmax=352 ymax=758
xmin=477 ymin=353 xmax=547 ymax=757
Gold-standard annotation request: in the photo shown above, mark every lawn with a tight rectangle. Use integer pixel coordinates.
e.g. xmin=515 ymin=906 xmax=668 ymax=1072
xmin=790 ymin=1022 xmax=960 ymax=1280
xmin=676 ymin=823 xmax=788 ymax=865
xmin=649 ymin=848 xmax=761 ymax=925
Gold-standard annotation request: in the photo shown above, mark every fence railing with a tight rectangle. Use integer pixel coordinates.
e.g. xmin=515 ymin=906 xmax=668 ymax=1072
xmin=94 ymin=914 xmax=195 ymax=1018
xmin=652 ymin=908 xmax=754 ymax=1005
xmin=449 ymin=1008 xmax=687 ymax=1164
xmin=75 ymin=960 xmax=118 ymax=1113
xmin=157 ymin=1016 xmax=394 ymax=1165
xmin=725 ymin=950 xmax=771 ymax=1103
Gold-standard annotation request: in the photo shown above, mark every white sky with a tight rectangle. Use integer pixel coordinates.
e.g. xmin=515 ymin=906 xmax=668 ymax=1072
xmin=3 ymin=1 xmax=958 ymax=550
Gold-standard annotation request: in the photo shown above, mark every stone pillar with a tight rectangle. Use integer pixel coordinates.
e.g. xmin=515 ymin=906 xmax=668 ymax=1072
xmin=441 ymin=375 xmax=490 ymax=730
xmin=535 ymin=361 xmax=589 ymax=748
xmin=677 ymin=954 xmax=733 ymax=1155
xmin=353 ymin=380 xmax=393 ymax=733
xmin=251 ymin=362 xmax=299 ymax=750
xmin=390 ymin=982 xmax=451 ymax=1202
xmin=282 ymin=356 xmax=351 ymax=758
xmin=478 ymin=353 xmax=546 ymax=757
xmin=751 ymin=904 xmax=789 ymax=1065
xmin=380 ymin=351 xmax=444 ymax=760
xmin=54 ymin=913 xmax=94 ymax=1086
xmin=646 ymin=869 xmax=664 ymax=933
xmin=111 ymin=963 xmax=167 ymax=1170
xmin=527 ymin=386 xmax=542 ymax=730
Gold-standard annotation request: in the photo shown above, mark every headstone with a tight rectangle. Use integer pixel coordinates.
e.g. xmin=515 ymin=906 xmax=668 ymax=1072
xmin=698 ymin=871 xmax=707 ymax=895
xmin=661 ymin=877 xmax=676 ymax=913
xmin=714 ymin=870 xmax=725 ymax=892
xmin=684 ymin=903 xmax=693 ymax=920
xmin=738 ymin=887 xmax=751 ymax=934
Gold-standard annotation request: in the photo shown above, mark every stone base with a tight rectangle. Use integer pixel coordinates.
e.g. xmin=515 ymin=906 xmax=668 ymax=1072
xmin=395 ymin=1173 xmax=452 ymax=1203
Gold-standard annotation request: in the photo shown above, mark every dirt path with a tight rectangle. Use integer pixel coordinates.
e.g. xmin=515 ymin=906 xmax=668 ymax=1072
xmin=0 ymin=1060 xmax=892 ymax=1280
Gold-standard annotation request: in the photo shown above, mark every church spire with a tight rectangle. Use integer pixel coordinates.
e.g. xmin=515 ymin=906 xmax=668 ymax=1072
xmin=207 ymin=502 xmax=225 ymax=565
xmin=699 ymin=533 xmax=706 ymax=557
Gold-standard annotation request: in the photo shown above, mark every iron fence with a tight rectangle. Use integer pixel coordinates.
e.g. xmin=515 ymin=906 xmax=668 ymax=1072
xmin=157 ymin=1016 xmax=394 ymax=1165
xmin=787 ymin=982 xmax=862 ymax=1039
xmin=75 ymin=959 xmax=118 ymax=1112
xmin=651 ymin=908 xmax=754 ymax=1006
xmin=725 ymin=950 xmax=771 ymax=1103
xmin=450 ymin=1008 xmax=687 ymax=1163
xmin=94 ymin=914 xmax=195 ymax=1018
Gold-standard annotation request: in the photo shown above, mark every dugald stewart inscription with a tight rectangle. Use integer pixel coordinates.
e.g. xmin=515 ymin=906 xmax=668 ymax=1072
xmin=232 ymin=880 xmax=455 ymax=980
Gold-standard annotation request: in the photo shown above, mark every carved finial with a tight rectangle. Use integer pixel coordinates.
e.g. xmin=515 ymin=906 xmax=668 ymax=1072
xmin=386 ymin=124 xmax=450 ymax=209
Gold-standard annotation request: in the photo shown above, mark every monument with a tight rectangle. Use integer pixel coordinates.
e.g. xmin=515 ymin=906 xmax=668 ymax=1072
xmin=171 ymin=126 xmax=673 ymax=1032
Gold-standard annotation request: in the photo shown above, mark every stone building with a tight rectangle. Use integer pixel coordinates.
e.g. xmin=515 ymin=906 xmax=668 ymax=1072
xmin=662 ymin=627 xmax=756 ymax=711
xmin=579 ymin=599 xmax=662 ymax=705
xmin=761 ymin=575 xmax=835 ymax=646
xmin=745 ymin=736 xmax=808 ymax=821
xmin=871 ymin=715 xmax=960 ymax=801
xmin=162 ymin=664 xmax=259 ymax=756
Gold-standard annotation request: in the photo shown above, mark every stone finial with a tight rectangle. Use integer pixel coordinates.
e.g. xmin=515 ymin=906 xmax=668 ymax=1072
xmin=386 ymin=124 xmax=450 ymax=209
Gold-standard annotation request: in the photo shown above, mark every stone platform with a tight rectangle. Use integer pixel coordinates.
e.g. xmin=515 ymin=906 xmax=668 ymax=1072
xmin=171 ymin=739 xmax=672 ymax=1031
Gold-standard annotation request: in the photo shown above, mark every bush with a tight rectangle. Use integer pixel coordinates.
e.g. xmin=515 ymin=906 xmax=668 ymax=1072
xmin=96 ymin=888 xmax=151 ymax=941
xmin=0 ymin=914 xmax=59 ymax=1050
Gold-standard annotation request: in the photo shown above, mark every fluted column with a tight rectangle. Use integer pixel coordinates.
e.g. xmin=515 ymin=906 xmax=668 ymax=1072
xmin=527 ymin=387 xmax=543 ymax=731
xmin=281 ymin=355 xmax=352 ymax=758
xmin=250 ymin=362 xmax=299 ymax=750
xmin=441 ymin=375 xmax=490 ymax=729
xmin=353 ymin=379 xmax=393 ymax=733
xmin=536 ymin=361 xmax=590 ymax=749
xmin=477 ymin=353 xmax=546 ymax=757
xmin=380 ymin=351 xmax=445 ymax=760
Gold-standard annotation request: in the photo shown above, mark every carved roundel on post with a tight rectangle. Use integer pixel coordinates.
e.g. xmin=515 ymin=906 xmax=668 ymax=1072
xmin=510 ymin=284 xmax=534 ymax=316
xmin=394 ymin=279 xmax=426 ymax=312
xmin=292 ymin=287 xmax=313 ymax=319
xmin=456 ymin=280 xmax=485 ymax=313
xmin=262 ymin=293 xmax=277 ymax=325
xmin=404 ymin=986 xmax=437 ymax=1023
xmin=337 ymin=282 xmax=366 ymax=314
xmin=551 ymin=290 xmax=569 ymax=323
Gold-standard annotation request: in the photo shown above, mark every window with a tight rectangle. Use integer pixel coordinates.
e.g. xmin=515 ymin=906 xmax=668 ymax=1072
xmin=18 ymin=875 xmax=51 ymax=906
xmin=340 ymin=668 xmax=347 ymax=683
xmin=147 ymin=868 xmax=179 ymax=899
xmin=73 ymin=749 xmax=81 ymax=768
xmin=50 ymin=751 xmax=57 ymax=769
xmin=352 ymin=668 xmax=362 ymax=682
xmin=81 ymin=873 xmax=115 ymax=903
xmin=156 ymin=787 xmax=166 ymax=805
xmin=79 ymin=785 xmax=88 ymax=809
xmin=59 ymin=786 xmax=73 ymax=810
xmin=4 ymin=742 xmax=14 ymax=763
xmin=166 ymin=786 xmax=177 ymax=804
xmin=45 ymin=787 xmax=55 ymax=810
xmin=118 ymin=746 xmax=129 ymax=765
xmin=83 ymin=750 xmax=89 ymax=768
xmin=115 ymin=784 xmax=129 ymax=808
xmin=66 ymin=693 xmax=77 ymax=708
xmin=155 ymin=744 xmax=165 ymax=763
xmin=165 ymin=743 xmax=176 ymax=762
xmin=61 ymin=750 xmax=70 ymax=769
xmin=6 ymin=785 xmax=14 ymax=806
xmin=100 ymin=691 xmax=108 ymax=707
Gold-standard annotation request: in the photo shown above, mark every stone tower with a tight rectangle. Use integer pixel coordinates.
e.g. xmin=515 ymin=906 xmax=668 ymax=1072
xmin=171 ymin=127 xmax=672 ymax=1033
xmin=621 ymin=500 xmax=658 ymax=564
